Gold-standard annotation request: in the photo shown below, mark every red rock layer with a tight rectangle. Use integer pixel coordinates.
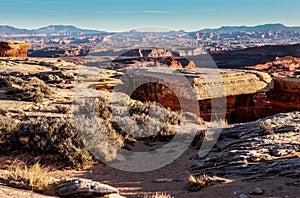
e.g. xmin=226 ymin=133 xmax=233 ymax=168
xmin=0 ymin=41 xmax=31 ymax=57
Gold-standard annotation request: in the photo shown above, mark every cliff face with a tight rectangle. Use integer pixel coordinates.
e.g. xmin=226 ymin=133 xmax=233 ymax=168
xmin=267 ymin=77 xmax=300 ymax=114
xmin=121 ymin=67 xmax=272 ymax=123
xmin=247 ymin=56 xmax=300 ymax=77
xmin=0 ymin=41 xmax=31 ymax=57
xmin=212 ymin=44 xmax=300 ymax=68
xmin=247 ymin=56 xmax=300 ymax=115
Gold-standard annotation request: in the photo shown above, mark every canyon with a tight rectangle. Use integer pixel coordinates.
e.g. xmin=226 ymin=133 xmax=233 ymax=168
xmin=0 ymin=40 xmax=299 ymax=197
xmin=1 ymin=42 xmax=299 ymax=124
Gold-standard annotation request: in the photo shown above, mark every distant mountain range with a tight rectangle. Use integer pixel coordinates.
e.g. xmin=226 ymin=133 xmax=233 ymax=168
xmin=1 ymin=23 xmax=300 ymax=36
xmin=197 ymin=23 xmax=300 ymax=33
xmin=0 ymin=25 xmax=108 ymax=36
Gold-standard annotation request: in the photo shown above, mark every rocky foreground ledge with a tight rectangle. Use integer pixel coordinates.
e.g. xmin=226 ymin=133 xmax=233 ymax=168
xmin=191 ymin=111 xmax=300 ymax=182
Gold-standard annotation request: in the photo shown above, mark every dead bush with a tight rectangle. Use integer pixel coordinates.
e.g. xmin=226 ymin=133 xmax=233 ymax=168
xmin=187 ymin=175 xmax=210 ymax=192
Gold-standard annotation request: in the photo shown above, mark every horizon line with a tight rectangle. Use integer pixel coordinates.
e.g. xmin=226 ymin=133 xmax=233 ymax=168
xmin=1 ymin=22 xmax=300 ymax=33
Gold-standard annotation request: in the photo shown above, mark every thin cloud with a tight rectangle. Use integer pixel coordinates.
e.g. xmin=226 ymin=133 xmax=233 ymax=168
xmin=142 ymin=10 xmax=168 ymax=13
xmin=112 ymin=11 xmax=136 ymax=14
xmin=112 ymin=10 xmax=169 ymax=14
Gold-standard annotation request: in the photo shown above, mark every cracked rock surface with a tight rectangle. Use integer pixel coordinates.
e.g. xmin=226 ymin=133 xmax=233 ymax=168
xmin=191 ymin=112 xmax=300 ymax=181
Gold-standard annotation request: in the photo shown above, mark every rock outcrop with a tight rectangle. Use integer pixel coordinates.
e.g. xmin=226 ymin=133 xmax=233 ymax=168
xmin=246 ymin=56 xmax=300 ymax=116
xmin=0 ymin=41 xmax=30 ymax=57
xmin=190 ymin=111 xmax=300 ymax=180
xmin=118 ymin=67 xmax=273 ymax=123
xmin=28 ymin=46 xmax=89 ymax=58
xmin=55 ymin=178 xmax=119 ymax=198
xmin=267 ymin=77 xmax=300 ymax=114
xmin=111 ymin=48 xmax=196 ymax=71
xmin=246 ymin=56 xmax=300 ymax=77
xmin=211 ymin=44 xmax=300 ymax=68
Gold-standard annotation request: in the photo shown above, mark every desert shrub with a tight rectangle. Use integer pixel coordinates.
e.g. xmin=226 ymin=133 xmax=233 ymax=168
xmin=3 ymin=161 xmax=54 ymax=191
xmin=92 ymin=95 xmax=203 ymax=140
xmin=0 ymin=115 xmax=18 ymax=151
xmin=0 ymin=75 xmax=24 ymax=87
xmin=0 ymin=108 xmax=8 ymax=116
xmin=187 ymin=175 xmax=210 ymax=192
xmin=73 ymin=95 xmax=204 ymax=161
xmin=75 ymin=97 xmax=126 ymax=162
xmin=15 ymin=117 xmax=93 ymax=168
xmin=0 ymin=75 xmax=53 ymax=103
xmin=259 ymin=120 xmax=274 ymax=135
xmin=144 ymin=193 xmax=174 ymax=198
xmin=55 ymin=105 xmax=71 ymax=114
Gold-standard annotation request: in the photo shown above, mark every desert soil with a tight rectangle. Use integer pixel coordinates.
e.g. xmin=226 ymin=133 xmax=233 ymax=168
xmin=0 ymin=147 xmax=299 ymax=198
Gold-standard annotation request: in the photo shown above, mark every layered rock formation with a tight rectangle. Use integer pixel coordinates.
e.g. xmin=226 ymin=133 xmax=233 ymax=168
xmin=117 ymin=67 xmax=272 ymax=123
xmin=0 ymin=41 xmax=30 ymax=57
xmin=247 ymin=56 xmax=300 ymax=115
xmin=191 ymin=111 xmax=300 ymax=180
xmin=267 ymin=77 xmax=300 ymax=114
xmin=211 ymin=43 xmax=300 ymax=68
xmin=28 ymin=45 xmax=89 ymax=58
xmin=111 ymin=48 xmax=196 ymax=71
xmin=247 ymin=56 xmax=300 ymax=77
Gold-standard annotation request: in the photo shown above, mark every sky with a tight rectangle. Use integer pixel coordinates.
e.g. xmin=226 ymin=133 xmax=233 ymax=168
xmin=1 ymin=0 xmax=300 ymax=32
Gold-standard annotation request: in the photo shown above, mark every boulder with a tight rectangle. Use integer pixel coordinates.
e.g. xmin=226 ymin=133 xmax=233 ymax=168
xmin=55 ymin=178 xmax=119 ymax=198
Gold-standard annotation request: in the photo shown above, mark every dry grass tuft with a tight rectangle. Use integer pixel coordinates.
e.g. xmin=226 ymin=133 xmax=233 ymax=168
xmin=212 ymin=119 xmax=229 ymax=128
xmin=187 ymin=175 xmax=210 ymax=192
xmin=3 ymin=161 xmax=54 ymax=191
xmin=144 ymin=192 xmax=174 ymax=198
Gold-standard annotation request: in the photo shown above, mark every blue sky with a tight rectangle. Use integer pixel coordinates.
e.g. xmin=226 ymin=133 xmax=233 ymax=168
xmin=1 ymin=0 xmax=300 ymax=31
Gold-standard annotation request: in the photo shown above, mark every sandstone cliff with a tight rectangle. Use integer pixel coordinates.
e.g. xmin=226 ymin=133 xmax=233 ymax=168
xmin=0 ymin=40 xmax=30 ymax=57
xmin=247 ymin=56 xmax=300 ymax=115
xmin=247 ymin=56 xmax=300 ymax=77
xmin=117 ymin=67 xmax=272 ymax=123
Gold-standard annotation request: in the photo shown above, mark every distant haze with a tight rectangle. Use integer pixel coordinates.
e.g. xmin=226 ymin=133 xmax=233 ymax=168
xmin=0 ymin=0 xmax=300 ymax=31
xmin=1 ymin=23 xmax=300 ymax=35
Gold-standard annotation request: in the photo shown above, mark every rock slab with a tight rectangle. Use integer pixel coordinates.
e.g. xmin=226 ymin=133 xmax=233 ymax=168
xmin=55 ymin=178 xmax=119 ymax=198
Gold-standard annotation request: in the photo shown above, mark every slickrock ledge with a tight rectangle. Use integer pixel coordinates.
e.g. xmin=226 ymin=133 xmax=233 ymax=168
xmin=190 ymin=111 xmax=300 ymax=181
xmin=0 ymin=41 xmax=31 ymax=57
xmin=119 ymin=67 xmax=273 ymax=123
